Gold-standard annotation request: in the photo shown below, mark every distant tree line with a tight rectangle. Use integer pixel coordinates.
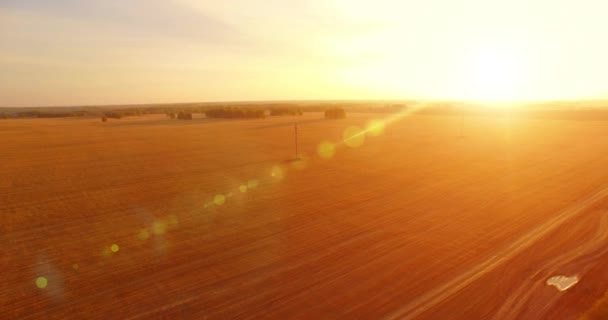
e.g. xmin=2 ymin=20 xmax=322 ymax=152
xmin=205 ymin=108 xmax=265 ymax=119
xmin=269 ymin=107 xmax=303 ymax=116
xmin=9 ymin=110 xmax=88 ymax=118
xmin=103 ymin=111 xmax=123 ymax=119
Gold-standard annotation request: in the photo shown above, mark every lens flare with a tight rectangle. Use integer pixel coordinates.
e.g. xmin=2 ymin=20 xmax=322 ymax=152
xmin=271 ymin=165 xmax=285 ymax=179
xmin=247 ymin=179 xmax=259 ymax=189
xmin=318 ymin=141 xmax=336 ymax=159
xmin=343 ymin=126 xmax=365 ymax=148
xmin=138 ymin=229 xmax=151 ymax=240
xmin=35 ymin=276 xmax=48 ymax=289
xmin=152 ymin=221 xmax=167 ymax=235
xmin=366 ymin=119 xmax=385 ymax=137
xmin=214 ymin=194 xmax=226 ymax=206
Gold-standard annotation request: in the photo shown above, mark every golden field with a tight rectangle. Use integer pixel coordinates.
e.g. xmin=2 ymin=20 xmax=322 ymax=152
xmin=3 ymin=112 xmax=608 ymax=319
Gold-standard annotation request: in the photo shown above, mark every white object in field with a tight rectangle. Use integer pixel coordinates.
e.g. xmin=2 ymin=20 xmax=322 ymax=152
xmin=546 ymin=275 xmax=579 ymax=291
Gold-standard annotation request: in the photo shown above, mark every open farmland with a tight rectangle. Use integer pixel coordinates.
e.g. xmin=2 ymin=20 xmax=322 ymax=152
xmin=3 ymin=112 xmax=608 ymax=319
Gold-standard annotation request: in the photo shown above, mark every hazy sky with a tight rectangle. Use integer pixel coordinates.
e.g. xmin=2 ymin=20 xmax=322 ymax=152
xmin=2 ymin=0 xmax=608 ymax=106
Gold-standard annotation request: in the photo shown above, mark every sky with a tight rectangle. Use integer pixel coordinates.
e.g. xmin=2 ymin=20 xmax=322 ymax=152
xmin=1 ymin=0 xmax=608 ymax=106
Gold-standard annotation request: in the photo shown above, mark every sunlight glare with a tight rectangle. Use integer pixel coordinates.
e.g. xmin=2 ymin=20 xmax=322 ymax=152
xmin=461 ymin=43 xmax=527 ymax=101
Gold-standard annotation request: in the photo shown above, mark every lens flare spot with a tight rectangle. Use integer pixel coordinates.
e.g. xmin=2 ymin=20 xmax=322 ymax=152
xmin=239 ymin=184 xmax=248 ymax=192
xmin=366 ymin=119 xmax=385 ymax=137
xmin=317 ymin=141 xmax=336 ymax=159
xmin=111 ymin=244 xmax=120 ymax=253
xmin=247 ymin=179 xmax=259 ymax=189
xmin=102 ymin=247 xmax=112 ymax=257
xmin=343 ymin=126 xmax=365 ymax=148
xmin=214 ymin=194 xmax=226 ymax=206
xmin=271 ymin=165 xmax=285 ymax=179
xmin=35 ymin=276 xmax=48 ymax=289
xmin=152 ymin=221 xmax=167 ymax=235
xmin=138 ymin=229 xmax=151 ymax=240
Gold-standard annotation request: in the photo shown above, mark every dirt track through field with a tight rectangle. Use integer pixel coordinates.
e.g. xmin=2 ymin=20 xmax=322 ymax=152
xmin=388 ymin=186 xmax=608 ymax=319
xmin=491 ymin=211 xmax=608 ymax=320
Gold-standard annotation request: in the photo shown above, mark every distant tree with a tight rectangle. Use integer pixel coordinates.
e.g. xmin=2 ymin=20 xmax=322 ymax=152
xmin=177 ymin=111 xmax=193 ymax=120
xmin=104 ymin=111 xmax=122 ymax=119
xmin=166 ymin=112 xmax=176 ymax=119
xmin=325 ymin=108 xmax=346 ymax=119
xmin=101 ymin=116 xmax=107 ymax=122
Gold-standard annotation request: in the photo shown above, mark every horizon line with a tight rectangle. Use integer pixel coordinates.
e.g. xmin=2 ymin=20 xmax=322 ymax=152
xmin=3 ymin=98 xmax=608 ymax=109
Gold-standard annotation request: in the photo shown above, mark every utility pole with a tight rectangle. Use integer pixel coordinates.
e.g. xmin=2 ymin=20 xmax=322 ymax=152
xmin=294 ymin=123 xmax=299 ymax=159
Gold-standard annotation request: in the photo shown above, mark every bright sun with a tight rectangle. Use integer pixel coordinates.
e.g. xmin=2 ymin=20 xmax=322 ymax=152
xmin=461 ymin=44 xmax=527 ymax=101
